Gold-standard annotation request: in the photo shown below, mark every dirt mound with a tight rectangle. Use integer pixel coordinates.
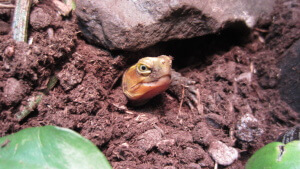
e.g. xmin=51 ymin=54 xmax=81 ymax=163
xmin=0 ymin=0 xmax=299 ymax=168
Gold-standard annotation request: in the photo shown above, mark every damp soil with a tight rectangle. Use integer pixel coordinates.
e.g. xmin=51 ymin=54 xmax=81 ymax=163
xmin=0 ymin=0 xmax=300 ymax=169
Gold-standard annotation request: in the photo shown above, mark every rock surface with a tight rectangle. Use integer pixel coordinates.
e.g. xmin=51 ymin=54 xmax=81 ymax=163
xmin=235 ymin=113 xmax=264 ymax=142
xmin=279 ymin=39 xmax=300 ymax=113
xmin=76 ymin=0 xmax=275 ymax=51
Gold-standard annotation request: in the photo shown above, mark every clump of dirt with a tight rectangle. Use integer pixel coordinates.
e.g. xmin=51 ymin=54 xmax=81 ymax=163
xmin=0 ymin=0 xmax=300 ymax=168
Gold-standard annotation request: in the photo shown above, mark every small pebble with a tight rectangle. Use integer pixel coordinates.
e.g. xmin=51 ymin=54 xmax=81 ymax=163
xmin=208 ymin=141 xmax=238 ymax=166
xmin=4 ymin=46 xmax=15 ymax=58
xmin=47 ymin=27 xmax=54 ymax=39
xmin=235 ymin=113 xmax=264 ymax=142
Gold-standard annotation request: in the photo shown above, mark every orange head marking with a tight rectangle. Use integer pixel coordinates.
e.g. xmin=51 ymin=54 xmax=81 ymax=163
xmin=122 ymin=55 xmax=172 ymax=105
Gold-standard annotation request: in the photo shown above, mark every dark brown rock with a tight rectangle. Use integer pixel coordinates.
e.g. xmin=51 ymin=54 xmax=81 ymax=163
xmin=76 ymin=0 xmax=275 ymax=51
xmin=279 ymin=39 xmax=300 ymax=113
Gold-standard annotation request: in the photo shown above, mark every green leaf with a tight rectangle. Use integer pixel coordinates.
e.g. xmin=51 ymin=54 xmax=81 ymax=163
xmin=0 ymin=126 xmax=112 ymax=169
xmin=246 ymin=141 xmax=300 ymax=169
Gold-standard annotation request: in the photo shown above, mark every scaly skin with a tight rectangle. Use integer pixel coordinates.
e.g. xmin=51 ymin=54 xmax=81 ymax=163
xmin=122 ymin=55 xmax=172 ymax=105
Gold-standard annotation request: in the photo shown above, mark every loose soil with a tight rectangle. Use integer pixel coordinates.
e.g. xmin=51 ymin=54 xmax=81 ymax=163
xmin=0 ymin=0 xmax=300 ymax=169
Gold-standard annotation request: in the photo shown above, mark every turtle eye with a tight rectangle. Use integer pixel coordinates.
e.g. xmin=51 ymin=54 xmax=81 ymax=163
xmin=137 ymin=64 xmax=151 ymax=76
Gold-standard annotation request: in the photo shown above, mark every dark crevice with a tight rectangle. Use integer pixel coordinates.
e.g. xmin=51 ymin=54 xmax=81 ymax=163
xmin=113 ymin=20 xmax=251 ymax=71
xmin=277 ymin=145 xmax=285 ymax=162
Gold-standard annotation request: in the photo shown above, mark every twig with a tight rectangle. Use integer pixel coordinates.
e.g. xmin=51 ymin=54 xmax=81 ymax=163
xmin=63 ymin=0 xmax=76 ymax=10
xmin=178 ymin=85 xmax=185 ymax=115
xmin=15 ymin=94 xmax=43 ymax=121
xmin=214 ymin=162 xmax=218 ymax=169
xmin=15 ymin=76 xmax=58 ymax=121
xmin=109 ymin=70 xmax=124 ymax=92
xmin=254 ymin=27 xmax=269 ymax=33
xmin=46 ymin=76 xmax=58 ymax=92
xmin=196 ymin=88 xmax=203 ymax=115
xmin=53 ymin=0 xmax=72 ymax=16
xmin=1 ymin=139 xmax=10 ymax=148
xmin=0 ymin=3 xmax=14 ymax=8
xmin=12 ymin=0 xmax=31 ymax=42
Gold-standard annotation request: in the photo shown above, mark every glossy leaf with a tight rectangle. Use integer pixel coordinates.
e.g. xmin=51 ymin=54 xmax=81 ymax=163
xmin=246 ymin=141 xmax=300 ymax=169
xmin=0 ymin=126 xmax=112 ymax=169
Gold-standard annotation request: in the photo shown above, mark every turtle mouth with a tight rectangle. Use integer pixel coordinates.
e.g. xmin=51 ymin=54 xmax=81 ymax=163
xmin=134 ymin=74 xmax=171 ymax=101
xmin=142 ymin=74 xmax=171 ymax=87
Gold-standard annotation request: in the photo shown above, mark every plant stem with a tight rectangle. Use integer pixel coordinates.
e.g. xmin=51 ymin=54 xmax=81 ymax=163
xmin=16 ymin=76 xmax=58 ymax=121
xmin=16 ymin=94 xmax=43 ymax=121
xmin=12 ymin=0 xmax=31 ymax=42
